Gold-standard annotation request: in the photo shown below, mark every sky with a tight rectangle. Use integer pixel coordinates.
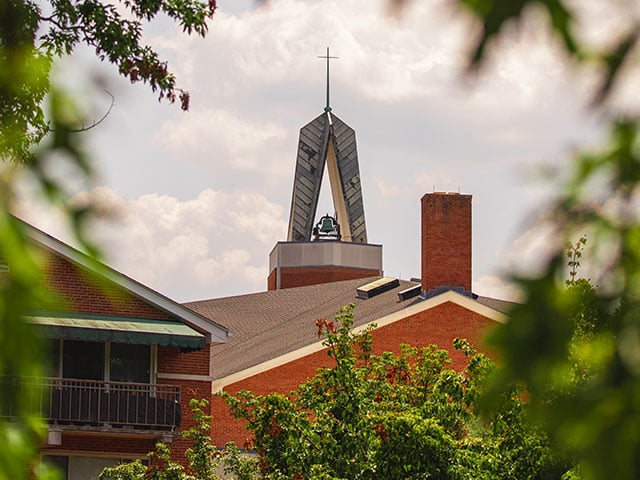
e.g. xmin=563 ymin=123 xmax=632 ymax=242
xmin=17 ymin=0 xmax=611 ymax=303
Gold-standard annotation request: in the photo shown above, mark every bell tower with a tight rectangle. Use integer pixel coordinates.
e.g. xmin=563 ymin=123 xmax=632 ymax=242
xmin=268 ymin=48 xmax=382 ymax=291
xmin=287 ymin=48 xmax=367 ymax=243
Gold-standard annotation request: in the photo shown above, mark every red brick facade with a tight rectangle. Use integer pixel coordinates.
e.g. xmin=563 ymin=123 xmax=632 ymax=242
xmin=39 ymin=252 xmax=172 ymax=320
xmin=268 ymin=265 xmax=380 ymax=290
xmin=211 ymin=301 xmax=496 ymax=447
xmin=421 ymin=193 xmax=472 ymax=293
xmin=35 ymin=247 xmax=213 ymax=467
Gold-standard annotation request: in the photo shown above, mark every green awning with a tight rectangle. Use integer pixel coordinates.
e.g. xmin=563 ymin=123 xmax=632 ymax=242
xmin=27 ymin=315 xmax=206 ymax=350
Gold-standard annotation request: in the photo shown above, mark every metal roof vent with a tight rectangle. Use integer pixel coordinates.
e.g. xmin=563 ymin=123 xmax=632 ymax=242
xmin=397 ymin=284 xmax=421 ymax=301
xmin=357 ymin=277 xmax=400 ymax=299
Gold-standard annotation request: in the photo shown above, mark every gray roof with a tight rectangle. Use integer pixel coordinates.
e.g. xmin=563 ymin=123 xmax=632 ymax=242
xmin=475 ymin=295 xmax=518 ymax=314
xmin=186 ymin=277 xmax=417 ymax=378
xmin=185 ymin=277 xmax=512 ymax=380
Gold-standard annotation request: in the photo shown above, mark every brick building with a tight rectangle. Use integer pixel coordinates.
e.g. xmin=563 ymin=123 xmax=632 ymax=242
xmin=8 ymin=97 xmax=514 ymax=473
xmin=187 ymin=191 xmax=515 ymax=447
xmin=3 ymin=221 xmax=228 ymax=479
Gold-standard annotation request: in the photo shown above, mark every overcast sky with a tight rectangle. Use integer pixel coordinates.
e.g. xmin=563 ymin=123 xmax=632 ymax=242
xmin=17 ymin=0 xmax=611 ymax=302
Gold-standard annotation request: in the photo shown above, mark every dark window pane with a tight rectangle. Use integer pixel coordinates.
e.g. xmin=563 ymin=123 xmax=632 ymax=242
xmin=62 ymin=340 xmax=104 ymax=380
xmin=110 ymin=343 xmax=150 ymax=383
xmin=47 ymin=339 xmax=60 ymax=377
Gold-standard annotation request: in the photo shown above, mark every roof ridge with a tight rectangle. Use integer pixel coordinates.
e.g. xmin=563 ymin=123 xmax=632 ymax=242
xmin=187 ymin=275 xmax=381 ymax=306
xmin=209 ymin=276 xmax=382 ymax=358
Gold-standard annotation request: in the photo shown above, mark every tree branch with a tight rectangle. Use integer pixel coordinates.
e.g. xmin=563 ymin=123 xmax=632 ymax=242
xmin=49 ymin=90 xmax=115 ymax=134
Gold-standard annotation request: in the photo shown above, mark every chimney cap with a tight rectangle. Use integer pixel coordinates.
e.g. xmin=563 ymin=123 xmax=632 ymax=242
xmin=432 ymin=185 xmax=461 ymax=195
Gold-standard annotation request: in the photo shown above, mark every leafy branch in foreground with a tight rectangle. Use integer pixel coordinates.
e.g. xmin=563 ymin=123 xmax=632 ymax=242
xmin=0 ymin=0 xmax=217 ymax=468
xmin=412 ymin=1 xmax=640 ymax=478
xmin=485 ymin=118 xmax=640 ymax=480
xmin=1 ymin=0 xmax=216 ymax=164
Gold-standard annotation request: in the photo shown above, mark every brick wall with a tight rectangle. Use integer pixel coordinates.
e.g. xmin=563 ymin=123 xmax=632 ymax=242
xmin=371 ymin=301 xmax=494 ymax=369
xmin=211 ymin=302 xmax=495 ymax=447
xmin=268 ymin=265 xmax=380 ymax=290
xmin=158 ymin=345 xmax=210 ymax=377
xmin=38 ymin=251 xmax=172 ymax=319
xmin=157 ymin=378 xmax=213 ymax=466
xmin=32 ymin=247 xmax=214 ymax=467
xmin=42 ymin=433 xmax=157 ymax=457
xmin=421 ymin=193 xmax=472 ymax=293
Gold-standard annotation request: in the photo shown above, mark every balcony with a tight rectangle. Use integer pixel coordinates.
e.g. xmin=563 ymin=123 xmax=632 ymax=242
xmin=0 ymin=376 xmax=181 ymax=431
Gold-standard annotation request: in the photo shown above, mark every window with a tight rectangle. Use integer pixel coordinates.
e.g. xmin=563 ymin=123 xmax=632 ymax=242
xmin=63 ymin=340 xmax=104 ymax=380
xmin=43 ymin=455 xmax=68 ymax=478
xmin=109 ymin=343 xmax=151 ymax=383
xmin=52 ymin=340 xmax=154 ymax=383
xmin=48 ymin=339 xmax=61 ymax=377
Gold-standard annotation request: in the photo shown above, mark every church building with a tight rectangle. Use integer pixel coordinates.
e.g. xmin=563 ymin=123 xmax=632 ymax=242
xmin=4 ymin=49 xmax=514 ymax=477
xmin=185 ymin=50 xmax=514 ymax=447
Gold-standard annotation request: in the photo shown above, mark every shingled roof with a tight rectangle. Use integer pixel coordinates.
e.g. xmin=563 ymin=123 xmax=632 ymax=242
xmin=185 ymin=277 xmax=514 ymax=381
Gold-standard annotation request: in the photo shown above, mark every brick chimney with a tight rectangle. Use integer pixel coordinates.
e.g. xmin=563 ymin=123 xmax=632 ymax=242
xmin=421 ymin=193 xmax=472 ymax=296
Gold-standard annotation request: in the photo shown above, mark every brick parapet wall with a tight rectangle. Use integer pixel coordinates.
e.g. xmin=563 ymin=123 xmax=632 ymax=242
xmin=158 ymin=344 xmax=210 ymax=376
xmin=268 ymin=265 xmax=380 ymax=290
xmin=211 ymin=302 xmax=495 ymax=447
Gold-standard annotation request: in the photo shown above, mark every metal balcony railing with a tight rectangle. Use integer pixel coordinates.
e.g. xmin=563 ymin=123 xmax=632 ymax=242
xmin=0 ymin=376 xmax=181 ymax=430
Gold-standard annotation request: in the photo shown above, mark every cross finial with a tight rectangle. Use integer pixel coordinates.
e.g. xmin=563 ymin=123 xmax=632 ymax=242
xmin=318 ymin=47 xmax=338 ymax=112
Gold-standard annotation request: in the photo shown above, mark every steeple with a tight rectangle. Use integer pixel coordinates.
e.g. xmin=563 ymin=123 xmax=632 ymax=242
xmin=286 ymin=48 xmax=368 ymax=243
xmin=268 ymin=49 xmax=379 ymax=291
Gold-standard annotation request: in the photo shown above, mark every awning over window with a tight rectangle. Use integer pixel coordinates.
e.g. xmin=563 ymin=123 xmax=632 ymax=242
xmin=27 ymin=315 xmax=206 ymax=350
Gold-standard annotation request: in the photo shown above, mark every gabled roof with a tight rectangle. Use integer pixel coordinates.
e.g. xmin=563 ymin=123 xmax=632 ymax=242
xmin=186 ymin=277 xmax=511 ymax=386
xmin=18 ymin=218 xmax=228 ymax=345
xmin=475 ymin=295 xmax=518 ymax=314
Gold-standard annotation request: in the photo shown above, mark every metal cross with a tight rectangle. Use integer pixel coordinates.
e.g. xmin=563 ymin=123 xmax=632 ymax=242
xmin=318 ymin=47 xmax=338 ymax=112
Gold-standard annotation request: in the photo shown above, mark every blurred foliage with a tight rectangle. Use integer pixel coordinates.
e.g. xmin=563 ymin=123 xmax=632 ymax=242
xmin=452 ymin=0 xmax=637 ymax=104
xmin=99 ymin=399 xmax=260 ymax=480
xmin=0 ymin=0 xmax=217 ymax=477
xmin=223 ymin=305 xmax=570 ymax=479
xmin=432 ymin=1 xmax=640 ymax=478
xmin=0 ymin=85 xmax=98 ymax=479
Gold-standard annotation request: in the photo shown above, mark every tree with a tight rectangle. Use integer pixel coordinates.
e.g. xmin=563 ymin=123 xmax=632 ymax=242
xmin=1 ymin=0 xmax=214 ymax=163
xmin=487 ymin=224 xmax=640 ymax=480
xmin=0 ymin=0 xmax=216 ymax=477
xmin=223 ymin=305 xmax=570 ymax=480
xmin=99 ymin=399 xmax=259 ymax=480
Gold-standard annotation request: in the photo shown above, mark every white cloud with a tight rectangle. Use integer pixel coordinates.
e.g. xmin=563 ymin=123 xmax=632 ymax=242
xmin=155 ymin=109 xmax=290 ymax=175
xmin=473 ymin=275 xmax=522 ymax=302
xmin=42 ymin=0 xmax=620 ymax=302
xmin=16 ymin=186 xmax=287 ymax=302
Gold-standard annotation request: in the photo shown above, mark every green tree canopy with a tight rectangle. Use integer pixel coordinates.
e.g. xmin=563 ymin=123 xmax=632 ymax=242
xmin=224 ymin=305 xmax=570 ymax=480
